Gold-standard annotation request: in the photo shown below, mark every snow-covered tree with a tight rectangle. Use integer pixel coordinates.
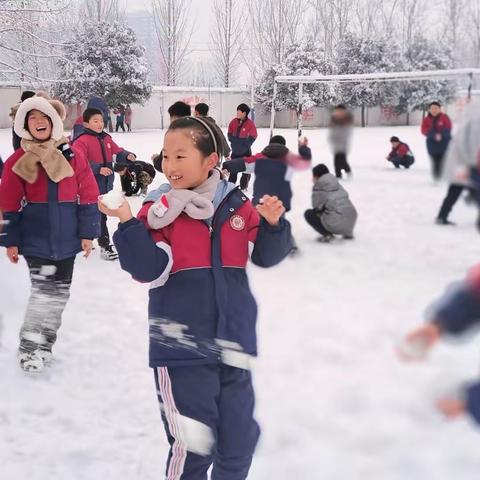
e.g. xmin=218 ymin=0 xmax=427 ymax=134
xmin=210 ymin=0 xmax=244 ymax=87
xmin=256 ymin=41 xmax=335 ymax=114
xmin=395 ymin=36 xmax=456 ymax=115
xmin=335 ymin=34 xmax=404 ymax=126
xmin=53 ymin=21 xmax=152 ymax=107
xmin=151 ymin=0 xmax=193 ymax=86
xmin=0 ymin=0 xmax=71 ymax=82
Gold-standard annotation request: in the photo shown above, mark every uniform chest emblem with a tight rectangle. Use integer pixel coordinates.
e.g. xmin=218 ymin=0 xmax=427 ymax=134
xmin=107 ymin=143 xmax=111 ymax=149
xmin=230 ymin=215 xmax=245 ymax=231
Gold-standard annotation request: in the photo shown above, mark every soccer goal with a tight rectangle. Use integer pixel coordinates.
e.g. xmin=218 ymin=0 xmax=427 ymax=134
xmin=270 ymin=68 xmax=480 ymax=137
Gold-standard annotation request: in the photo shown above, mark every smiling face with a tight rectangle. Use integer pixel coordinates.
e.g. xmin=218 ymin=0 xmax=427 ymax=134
xmin=85 ymin=113 xmax=104 ymax=133
xmin=27 ymin=110 xmax=52 ymax=141
xmin=162 ymin=129 xmax=217 ymax=189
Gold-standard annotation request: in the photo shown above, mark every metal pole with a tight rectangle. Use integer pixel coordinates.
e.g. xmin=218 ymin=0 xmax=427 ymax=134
xmin=468 ymin=72 xmax=473 ymax=102
xmin=297 ymin=82 xmax=304 ymax=138
xmin=269 ymin=81 xmax=277 ymax=138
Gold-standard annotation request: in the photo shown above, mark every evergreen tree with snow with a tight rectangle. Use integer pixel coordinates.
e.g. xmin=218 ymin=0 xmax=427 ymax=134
xmin=335 ymin=34 xmax=403 ymax=126
xmin=53 ymin=21 xmax=152 ymax=107
xmin=395 ymin=36 xmax=456 ymax=116
xmin=256 ymin=41 xmax=335 ymax=115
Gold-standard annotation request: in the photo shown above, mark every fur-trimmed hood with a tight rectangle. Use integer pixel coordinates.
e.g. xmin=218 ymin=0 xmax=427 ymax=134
xmin=14 ymin=95 xmax=66 ymax=141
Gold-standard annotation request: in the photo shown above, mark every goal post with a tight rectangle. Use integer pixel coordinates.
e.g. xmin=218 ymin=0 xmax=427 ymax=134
xmin=270 ymin=68 xmax=480 ymax=137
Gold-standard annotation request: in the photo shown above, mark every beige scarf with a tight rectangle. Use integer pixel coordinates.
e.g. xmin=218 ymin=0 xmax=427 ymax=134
xmin=13 ymin=137 xmax=74 ymax=184
xmin=147 ymin=169 xmax=221 ymax=230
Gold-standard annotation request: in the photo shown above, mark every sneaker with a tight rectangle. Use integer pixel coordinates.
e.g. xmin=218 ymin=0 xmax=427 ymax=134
xmin=101 ymin=245 xmax=119 ymax=260
xmin=435 ymin=218 xmax=456 ymax=226
xmin=18 ymin=350 xmax=44 ymax=373
xmin=342 ymin=235 xmax=354 ymax=240
xmin=317 ymin=234 xmax=334 ymax=243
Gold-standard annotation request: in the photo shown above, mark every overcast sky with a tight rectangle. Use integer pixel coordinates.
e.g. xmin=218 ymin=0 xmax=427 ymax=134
xmin=124 ymin=0 xmax=215 ymax=55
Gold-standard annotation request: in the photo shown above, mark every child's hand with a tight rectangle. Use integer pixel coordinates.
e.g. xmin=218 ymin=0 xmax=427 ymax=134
xmin=100 ymin=167 xmax=113 ymax=176
xmin=256 ymin=195 xmax=285 ymax=226
xmin=299 ymin=136 xmax=308 ymax=146
xmin=98 ymin=198 xmax=133 ymax=223
xmin=81 ymin=239 xmax=93 ymax=258
xmin=397 ymin=323 xmax=441 ymax=361
xmin=222 ymin=169 xmax=230 ymax=178
xmin=6 ymin=246 xmax=19 ymax=264
xmin=127 ymin=153 xmax=136 ymax=161
xmin=435 ymin=396 xmax=465 ymax=419
xmin=435 ymin=133 xmax=442 ymax=142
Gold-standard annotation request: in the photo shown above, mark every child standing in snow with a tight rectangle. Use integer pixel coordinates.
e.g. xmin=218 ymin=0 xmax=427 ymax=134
xmin=386 ymin=136 xmax=415 ymax=169
xmin=328 ymin=105 xmax=354 ymax=179
xmin=400 ymin=264 xmax=480 ymax=424
xmin=0 ymin=95 xmax=100 ymax=372
xmin=99 ymin=116 xmax=292 ymax=479
xmin=72 ymin=107 xmax=136 ymax=260
xmin=222 ymin=134 xmax=310 ymax=253
xmin=421 ymin=101 xmax=452 ymax=181
xmin=222 ymin=135 xmax=311 ymax=211
xmin=227 ymin=103 xmax=257 ymax=189
xmin=304 ymin=164 xmax=357 ymax=242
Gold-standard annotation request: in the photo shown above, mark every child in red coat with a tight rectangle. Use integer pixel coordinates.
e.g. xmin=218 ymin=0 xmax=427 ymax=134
xmin=72 ymin=108 xmax=135 ymax=260
xmin=0 ymin=95 xmax=100 ymax=372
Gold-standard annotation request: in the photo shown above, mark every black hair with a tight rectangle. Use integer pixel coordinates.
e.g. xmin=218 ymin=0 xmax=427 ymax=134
xmin=83 ymin=108 xmax=103 ymax=123
xmin=167 ymin=117 xmax=222 ymax=157
xmin=334 ymin=104 xmax=347 ymax=110
xmin=153 ymin=152 xmax=163 ymax=172
xmin=237 ymin=103 xmax=250 ymax=115
xmin=390 ymin=136 xmax=400 ymax=142
xmin=168 ymin=101 xmax=191 ymax=118
xmin=270 ymin=135 xmax=286 ymax=145
xmin=312 ymin=163 xmax=330 ymax=178
xmin=24 ymin=110 xmax=53 ymax=135
xmin=429 ymin=101 xmax=441 ymax=108
xmin=195 ymin=103 xmax=209 ymax=116
xmin=21 ymin=91 xmax=35 ymax=102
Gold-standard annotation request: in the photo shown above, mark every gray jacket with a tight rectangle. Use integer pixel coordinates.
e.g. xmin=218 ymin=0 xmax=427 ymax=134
xmin=328 ymin=125 xmax=353 ymax=154
xmin=443 ymin=106 xmax=480 ymax=185
xmin=312 ymin=173 xmax=357 ymax=236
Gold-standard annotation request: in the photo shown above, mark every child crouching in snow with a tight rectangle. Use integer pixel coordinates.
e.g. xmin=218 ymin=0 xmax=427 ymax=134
xmin=304 ymin=164 xmax=357 ymax=242
xmin=400 ymin=265 xmax=480 ymax=424
xmin=0 ymin=95 xmax=100 ymax=372
xmin=99 ymin=116 xmax=292 ymax=479
xmin=386 ymin=136 xmax=415 ymax=169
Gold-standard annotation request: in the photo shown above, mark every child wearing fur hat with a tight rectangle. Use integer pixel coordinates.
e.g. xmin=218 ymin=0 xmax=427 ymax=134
xmin=0 ymin=95 xmax=100 ymax=372
xmin=72 ymin=108 xmax=136 ymax=260
xmin=99 ymin=116 xmax=292 ymax=479
xmin=227 ymin=103 xmax=257 ymax=189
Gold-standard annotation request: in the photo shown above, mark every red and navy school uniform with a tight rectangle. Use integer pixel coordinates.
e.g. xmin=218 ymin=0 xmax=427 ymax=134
xmin=72 ymin=127 xmax=133 ymax=195
xmin=227 ymin=118 xmax=257 ymax=158
xmin=432 ymin=264 xmax=480 ymax=424
xmin=223 ymin=144 xmax=311 ymax=212
xmin=112 ymin=181 xmax=292 ymax=479
xmin=421 ymin=113 xmax=452 ymax=157
xmin=387 ymin=142 xmax=415 ymax=169
xmin=0 ymin=145 xmax=100 ymax=260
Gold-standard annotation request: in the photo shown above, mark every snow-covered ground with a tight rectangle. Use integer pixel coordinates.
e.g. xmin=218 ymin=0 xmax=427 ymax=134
xmin=1 ymin=125 xmax=480 ymax=480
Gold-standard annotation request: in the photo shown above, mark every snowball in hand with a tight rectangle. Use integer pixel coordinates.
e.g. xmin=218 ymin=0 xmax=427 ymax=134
xmin=101 ymin=191 xmax=125 ymax=209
